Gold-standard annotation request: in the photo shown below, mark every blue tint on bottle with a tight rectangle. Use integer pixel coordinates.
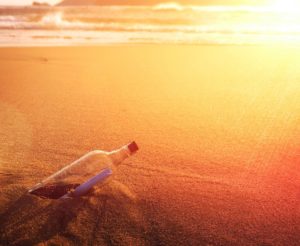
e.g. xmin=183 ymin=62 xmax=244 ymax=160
xmin=72 ymin=168 xmax=113 ymax=197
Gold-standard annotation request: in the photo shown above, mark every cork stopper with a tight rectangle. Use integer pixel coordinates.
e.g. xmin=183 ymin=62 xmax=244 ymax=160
xmin=127 ymin=141 xmax=139 ymax=154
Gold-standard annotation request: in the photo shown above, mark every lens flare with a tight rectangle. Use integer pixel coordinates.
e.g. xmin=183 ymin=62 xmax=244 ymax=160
xmin=0 ymin=102 xmax=32 ymax=169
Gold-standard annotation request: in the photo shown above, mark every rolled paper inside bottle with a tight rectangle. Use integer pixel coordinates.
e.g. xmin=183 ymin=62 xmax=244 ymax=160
xmin=70 ymin=168 xmax=113 ymax=198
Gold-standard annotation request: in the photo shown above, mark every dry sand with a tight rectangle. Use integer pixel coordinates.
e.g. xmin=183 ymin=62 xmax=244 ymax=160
xmin=0 ymin=45 xmax=299 ymax=245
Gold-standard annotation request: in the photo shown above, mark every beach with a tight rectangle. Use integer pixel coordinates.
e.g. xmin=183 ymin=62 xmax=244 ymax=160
xmin=0 ymin=45 xmax=299 ymax=245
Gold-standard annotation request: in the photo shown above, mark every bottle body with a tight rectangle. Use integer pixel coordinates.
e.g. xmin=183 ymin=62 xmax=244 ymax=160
xmin=42 ymin=150 xmax=113 ymax=186
xmin=29 ymin=141 xmax=138 ymax=199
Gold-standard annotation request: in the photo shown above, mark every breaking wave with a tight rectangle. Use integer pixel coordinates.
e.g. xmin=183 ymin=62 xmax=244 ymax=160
xmin=1 ymin=5 xmax=300 ymax=45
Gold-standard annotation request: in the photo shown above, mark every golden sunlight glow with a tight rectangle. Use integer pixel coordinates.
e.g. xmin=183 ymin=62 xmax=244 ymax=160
xmin=153 ymin=2 xmax=183 ymax=11
xmin=269 ymin=0 xmax=300 ymax=11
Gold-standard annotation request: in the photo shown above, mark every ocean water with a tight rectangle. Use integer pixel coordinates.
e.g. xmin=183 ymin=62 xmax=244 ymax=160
xmin=1 ymin=4 xmax=300 ymax=46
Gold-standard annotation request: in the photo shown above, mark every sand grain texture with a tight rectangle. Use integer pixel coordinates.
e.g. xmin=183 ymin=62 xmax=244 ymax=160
xmin=0 ymin=46 xmax=299 ymax=245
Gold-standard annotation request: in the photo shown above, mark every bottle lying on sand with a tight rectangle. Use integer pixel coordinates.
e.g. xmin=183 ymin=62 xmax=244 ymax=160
xmin=29 ymin=141 xmax=139 ymax=199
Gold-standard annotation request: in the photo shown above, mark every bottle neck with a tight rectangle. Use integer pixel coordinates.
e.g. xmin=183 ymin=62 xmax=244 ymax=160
xmin=108 ymin=146 xmax=131 ymax=166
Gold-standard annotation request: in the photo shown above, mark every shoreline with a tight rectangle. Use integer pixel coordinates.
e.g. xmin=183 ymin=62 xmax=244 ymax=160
xmin=2 ymin=43 xmax=300 ymax=48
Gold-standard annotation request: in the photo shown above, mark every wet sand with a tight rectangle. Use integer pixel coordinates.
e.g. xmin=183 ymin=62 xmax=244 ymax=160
xmin=0 ymin=45 xmax=299 ymax=245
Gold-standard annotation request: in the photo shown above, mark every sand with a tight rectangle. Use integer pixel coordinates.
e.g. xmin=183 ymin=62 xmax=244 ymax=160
xmin=0 ymin=45 xmax=299 ymax=245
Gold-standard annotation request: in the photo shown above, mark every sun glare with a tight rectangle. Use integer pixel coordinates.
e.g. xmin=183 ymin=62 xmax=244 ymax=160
xmin=153 ymin=2 xmax=183 ymax=11
xmin=269 ymin=0 xmax=300 ymax=12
